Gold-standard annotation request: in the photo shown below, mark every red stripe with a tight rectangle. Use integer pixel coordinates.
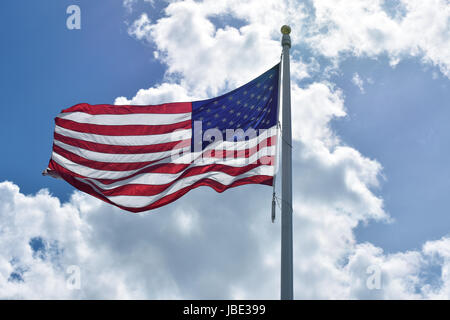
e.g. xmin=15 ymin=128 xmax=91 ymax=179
xmin=54 ymin=169 xmax=273 ymax=213
xmin=54 ymin=132 xmax=191 ymax=154
xmin=61 ymin=102 xmax=192 ymax=115
xmin=55 ymin=118 xmax=191 ymax=136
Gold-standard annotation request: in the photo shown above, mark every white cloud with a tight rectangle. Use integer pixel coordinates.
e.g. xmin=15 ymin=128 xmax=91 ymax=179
xmin=123 ymin=0 xmax=136 ymax=13
xmin=126 ymin=0 xmax=305 ymax=97
xmin=352 ymin=73 xmax=365 ymax=93
xmin=121 ymin=0 xmax=450 ymax=104
xmin=127 ymin=12 xmax=152 ymax=39
xmin=291 ymin=82 xmax=346 ymax=146
xmin=114 ymin=82 xmax=193 ymax=105
xmin=123 ymin=0 xmax=154 ymax=13
xmin=1 ymin=181 xmax=449 ymax=299
xmin=0 ymin=181 xmax=280 ymax=299
xmin=307 ymin=0 xmax=450 ymax=78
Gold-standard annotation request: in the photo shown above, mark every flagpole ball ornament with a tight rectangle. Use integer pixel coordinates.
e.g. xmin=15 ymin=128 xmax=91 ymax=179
xmin=281 ymin=25 xmax=291 ymax=35
xmin=281 ymin=25 xmax=291 ymax=48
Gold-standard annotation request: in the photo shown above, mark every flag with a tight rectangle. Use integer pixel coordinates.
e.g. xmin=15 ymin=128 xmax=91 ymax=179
xmin=44 ymin=64 xmax=280 ymax=212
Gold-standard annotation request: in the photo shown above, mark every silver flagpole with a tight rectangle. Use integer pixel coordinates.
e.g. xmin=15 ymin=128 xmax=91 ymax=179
xmin=280 ymin=25 xmax=293 ymax=300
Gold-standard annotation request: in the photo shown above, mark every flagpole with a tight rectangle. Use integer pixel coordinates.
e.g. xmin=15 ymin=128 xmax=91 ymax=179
xmin=280 ymin=25 xmax=293 ymax=300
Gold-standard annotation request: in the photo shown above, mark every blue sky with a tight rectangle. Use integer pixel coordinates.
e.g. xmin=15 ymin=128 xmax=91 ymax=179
xmin=1 ymin=0 xmax=450 ymax=299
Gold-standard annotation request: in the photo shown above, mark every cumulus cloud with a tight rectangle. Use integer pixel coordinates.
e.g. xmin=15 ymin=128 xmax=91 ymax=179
xmin=291 ymin=82 xmax=346 ymax=145
xmin=1 ymin=180 xmax=449 ymax=299
xmin=114 ymin=82 xmax=194 ymax=105
xmin=124 ymin=0 xmax=306 ymax=99
xmin=0 ymin=181 xmax=279 ymax=299
xmin=122 ymin=0 xmax=450 ymax=104
xmin=121 ymin=0 xmax=450 ymax=105
xmin=306 ymin=0 xmax=450 ymax=77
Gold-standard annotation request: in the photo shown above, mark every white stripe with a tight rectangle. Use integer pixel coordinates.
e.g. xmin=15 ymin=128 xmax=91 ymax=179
xmin=55 ymin=125 xmax=192 ymax=146
xmin=58 ymin=111 xmax=191 ymax=126
xmin=53 ymin=139 xmax=189 ymax=163
xmin=79 ymin=166 xmax=274 ymax=208
xmin=52 ymin=145 xmax=276 ymax=180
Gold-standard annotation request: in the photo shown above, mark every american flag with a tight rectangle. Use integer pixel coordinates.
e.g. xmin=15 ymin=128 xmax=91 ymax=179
xmin=44 ymin=63 xmax=280 ymax=212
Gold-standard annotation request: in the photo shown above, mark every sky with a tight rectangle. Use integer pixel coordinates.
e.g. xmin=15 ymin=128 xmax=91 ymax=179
xmin=0 ymin=0 xmax=450 ymax=299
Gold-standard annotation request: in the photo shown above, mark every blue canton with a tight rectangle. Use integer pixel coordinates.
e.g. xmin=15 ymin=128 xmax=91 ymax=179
xmin=192 ymin=63 xmax=280 ymax=150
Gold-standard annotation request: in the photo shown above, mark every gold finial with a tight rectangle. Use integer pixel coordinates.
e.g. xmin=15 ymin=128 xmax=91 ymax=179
xmin=281 ymin=25 xmax=291 ymax=35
